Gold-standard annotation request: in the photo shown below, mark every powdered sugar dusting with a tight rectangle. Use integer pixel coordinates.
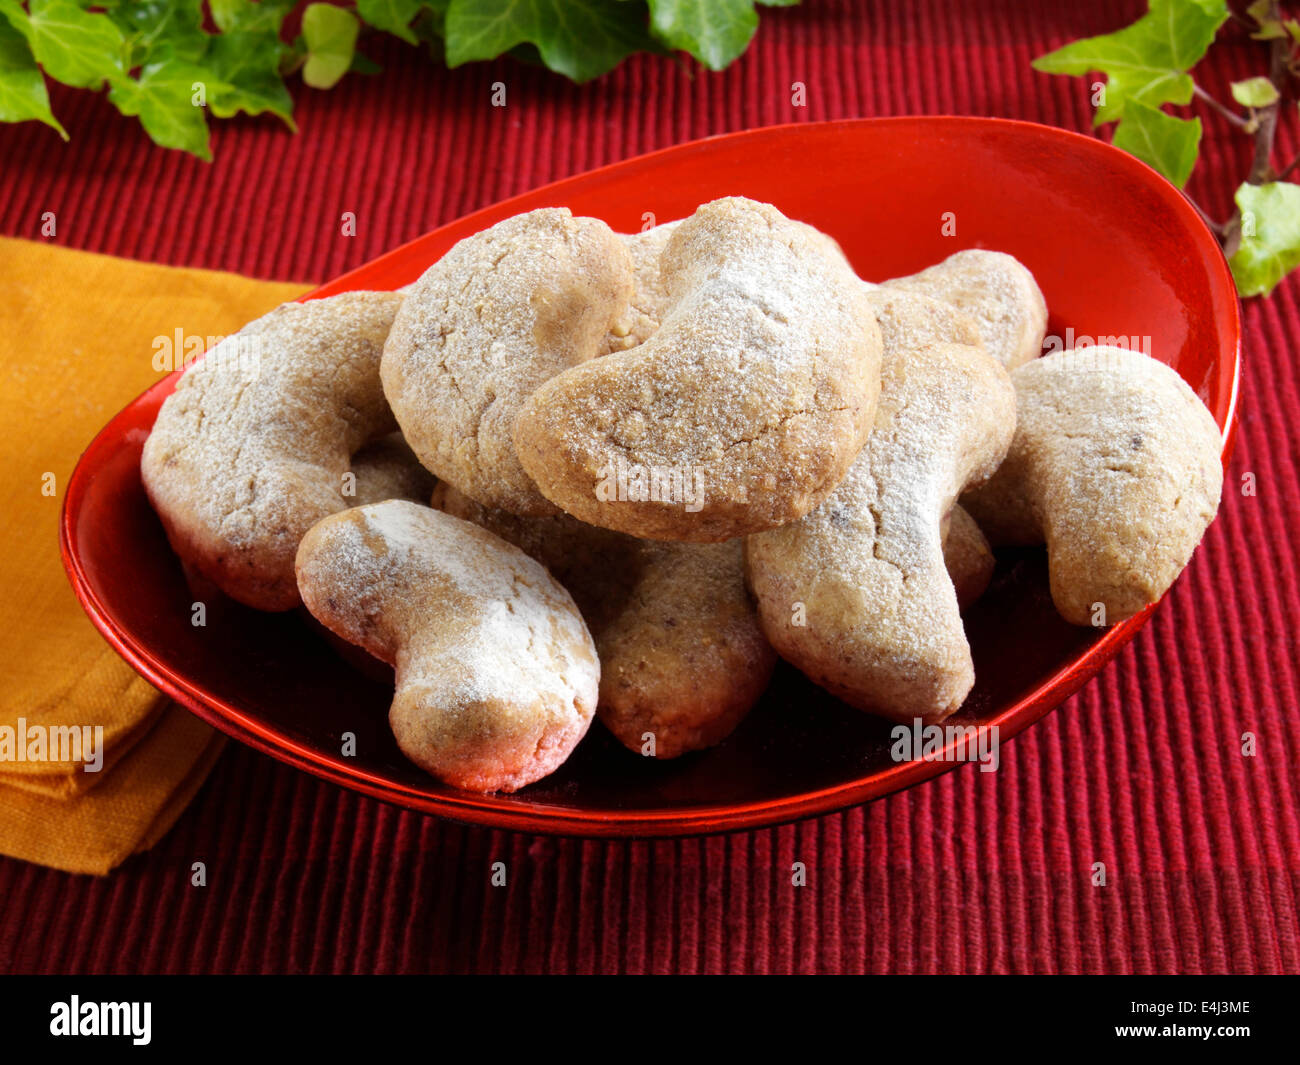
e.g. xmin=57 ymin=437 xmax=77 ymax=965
xmin=301 ymin=500 xmax=597 ymax=712
xmin=515 ymin=196 xmax=882 ymax=540
xmin=745 ymin=341 xmax=1015 ymax=719
xmin=140 ymin=290 xmax=403 ymax=610
xmin=962 ymin=345 xmax=1223 ymax=624
xmin=381 ymin=207 xmax=632 ymax=515
xmin=599 ymin=220 xmax=682 ymax=354
xmin=883 ymin=249 xmax=1047 ymax=369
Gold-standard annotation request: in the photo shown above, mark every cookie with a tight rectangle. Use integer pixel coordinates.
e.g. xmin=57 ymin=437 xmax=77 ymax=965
xmin=433 ymin=483 xmax=775 ymax=758
xmin=348 ymin=432 xmax=437 ymax=506
xmin=599 ymin=221 xmax=681 ymax=355
xmin=861 ymin=288 xmax=996 ymax=608
xmin=944 ymin=505 xmax=995 ymax=611
xmin=883 ymin=249 xmax=1047 ymax=369
xmin=601 ymin=217 xmax=852 ymax=356
xmin=864 ymin=286 xmax=984 ymax=356
xmin=295 ymin=500 xmax=599 ymax=792
xmin=962 ymin=345 xmax=1223 ymax=625
xmin=141 ymin=291 xmax=404 ymax=611
xmin=745 ymin=342 xmax=1016 ymax=723
xmin=514 ymin=196 xmax=883 ymax=542
xmin=381 ymin=207 xmax=634 ymax=516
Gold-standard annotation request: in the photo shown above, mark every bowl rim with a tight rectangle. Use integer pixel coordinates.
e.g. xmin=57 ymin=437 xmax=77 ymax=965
xmin=59 ymin=115 xmax=1242 ymax=837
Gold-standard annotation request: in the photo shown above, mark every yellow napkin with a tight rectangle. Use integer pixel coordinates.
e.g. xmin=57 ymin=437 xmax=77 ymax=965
xmin=0 ymin=236 xmax=310 ymax=875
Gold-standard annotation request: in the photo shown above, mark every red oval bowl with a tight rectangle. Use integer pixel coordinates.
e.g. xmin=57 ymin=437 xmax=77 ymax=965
xmin=60 ymin=117 xmax=1240 ymax=836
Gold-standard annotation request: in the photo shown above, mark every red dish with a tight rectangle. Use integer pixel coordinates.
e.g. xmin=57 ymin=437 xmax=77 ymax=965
xmin=60 ymin=117 xmax=1240 ymax=836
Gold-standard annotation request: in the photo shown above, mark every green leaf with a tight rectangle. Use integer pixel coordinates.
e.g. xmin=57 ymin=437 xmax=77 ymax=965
xmin=1229 ymin=75 xmax=1279 ymax=108
xmin=1111 ymin=98 xmax=1201 ymax=188
xmin=210 ymin=0 xmax=297 ymax=77
xmin=0 ymin=16 xmax=65 ymax=136
xmin=1032 ymin=0 xmax=1228 ymax=125
xmin=301 ymin=2 xmax=358 ymax=89
xmin=1246 ymin=0 xmax=1287 ymax=39
xmin=110 ymin=0 xmax=207 ymax=67
xmin=416 ymin=0 xmax=451 ymax=34
xmin=357 ymin=0 xmax=422 ymax=46
xmin=0 ymin=0 xmax=786 ymax=154
xmin=1228 ymin=181 xmax=1300 ymax=297
xmin=205 ymin=29 xmax=296 ymax=127
xmin=648 ymin=0 xmax=758 ymax=70
xmin=1250 ymin=21 xmax=1287 ymax=39
xmin=210 ymin=0 xmax=295 ymax=36
xmin=108 ymin=57 xmax=211 ymax=159
xmin=2 ymin=0 xmax=127 ymax=90
xmin=412 ymin=1 xmax=449 ymax=61
xmin=444 ymin=0 xmax=658 ymax=83
xmin=278 ymin=32 xmax=305 ymax=76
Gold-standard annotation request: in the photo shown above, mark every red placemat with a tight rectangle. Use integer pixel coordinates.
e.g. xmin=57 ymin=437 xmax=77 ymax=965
xmin=2 ymin=0 xmax=1297 ymax=974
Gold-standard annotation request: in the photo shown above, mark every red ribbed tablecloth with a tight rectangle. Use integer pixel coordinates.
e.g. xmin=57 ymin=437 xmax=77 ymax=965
xmin=2 ymin=0 xmax=1297 ymax=974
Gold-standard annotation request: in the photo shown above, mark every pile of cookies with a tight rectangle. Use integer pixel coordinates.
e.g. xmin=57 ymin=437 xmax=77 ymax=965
xmin=141 ymin=196 xmax=1224 ymax=793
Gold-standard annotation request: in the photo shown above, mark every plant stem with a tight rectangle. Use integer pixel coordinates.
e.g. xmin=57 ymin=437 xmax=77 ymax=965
xmin=1193 ymin=83 xmax=1248 ymax=128
xmin=1222 ymin=1 xmax=1289 ymax=257
xmin=1279 ymin=150 xmax=1300 ymax=180
xmin=1186 ymin=195 xmax=1227 ymax=236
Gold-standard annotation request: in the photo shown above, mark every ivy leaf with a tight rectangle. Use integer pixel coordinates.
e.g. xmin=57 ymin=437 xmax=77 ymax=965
xmin=1 ymin=0 xmax=126 ymax=90
xmin=417 ymin=0 xmax=450 ymax=36
xmin=0 ymin=16 xmax=64 ymax=136
xmin=109 ymin=0 xmax=208 ymax=67
xmin=0 ymin=0 xmax=790 ymax=154
xmin=357 ymin=0 xmax=422 ymax=46
xmin=412 ymin=1 xmax=448 ymax=62
xmin=1246 ymin=0 xmax=1287 ymax=39
xmin=1032 ymin=0 xmax=1228 ymax=125
xmin=648 ymin=0 xmax=758 ymax=70
xmin=108 ymin=57 xmax=211 ymax=159
xmin=1111 ymin=98 xmax=1201 ymax=188
xmin=301 ymin=2 xmax=358 ymax=89
xmin=210 ymin=0 xmax=295 ymax=37
xmin=1250 ymin=20 xmax=1287 ymax=40
xmin=1228 ymin=181 xmax=1300 ymax=297
xmin=205 ymin=29 xmax=296 ymax=128
xmin=444 ymin=0 xmax=658 ymax=83
xmin=1229 ymin=75 xmax=1279 ymax=108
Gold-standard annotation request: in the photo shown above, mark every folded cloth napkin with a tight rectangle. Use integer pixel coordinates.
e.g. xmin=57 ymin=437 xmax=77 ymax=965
xmin=0 ymin=236 xmax=309 ymax=875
